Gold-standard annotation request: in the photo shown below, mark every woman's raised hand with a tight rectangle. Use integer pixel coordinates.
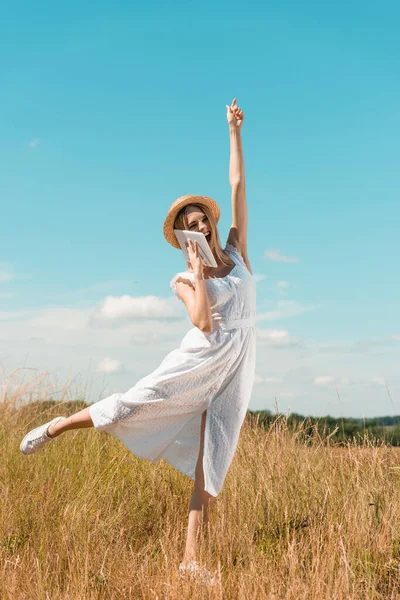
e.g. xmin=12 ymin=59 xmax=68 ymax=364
xmin=226 ymin=97 xmax=244 ymax=129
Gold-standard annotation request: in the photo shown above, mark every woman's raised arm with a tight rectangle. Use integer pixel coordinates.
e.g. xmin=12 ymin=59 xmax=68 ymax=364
xmin=226 ymin=98 xmax=248 ymax=257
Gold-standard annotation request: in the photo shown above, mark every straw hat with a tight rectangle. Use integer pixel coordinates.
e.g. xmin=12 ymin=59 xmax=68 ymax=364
xmin=163 ymin=194 xmax=220 ymax=249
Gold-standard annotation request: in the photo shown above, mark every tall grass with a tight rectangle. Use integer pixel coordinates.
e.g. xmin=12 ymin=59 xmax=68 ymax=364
xmin=2 ymin=375 xmax=400 ymax=599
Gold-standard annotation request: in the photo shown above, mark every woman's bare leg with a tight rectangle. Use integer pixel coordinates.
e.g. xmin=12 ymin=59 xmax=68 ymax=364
xmin=181 ymin=409 xmax=216 ymax=565
xmin=47 ymin=406 xmax=94 ymax=438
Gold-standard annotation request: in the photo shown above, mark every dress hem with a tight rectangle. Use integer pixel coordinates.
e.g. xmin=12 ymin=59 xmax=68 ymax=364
xmin=89 ymin=400 xmax=219 ymax=497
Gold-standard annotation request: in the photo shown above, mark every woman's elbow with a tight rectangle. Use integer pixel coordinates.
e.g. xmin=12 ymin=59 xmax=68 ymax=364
xmin=230 ymin=179 xmax=245 ymax=189
xmin=195 ymin=320 xmax=213 ymax=334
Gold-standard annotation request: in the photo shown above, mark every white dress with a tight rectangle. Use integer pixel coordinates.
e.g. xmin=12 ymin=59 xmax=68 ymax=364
xmin=89 ymin=242 xmax=257 ymax=497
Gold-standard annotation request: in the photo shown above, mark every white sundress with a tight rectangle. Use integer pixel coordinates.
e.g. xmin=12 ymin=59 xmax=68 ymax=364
xmin=89 ymin=242 xmax=257 ymax=497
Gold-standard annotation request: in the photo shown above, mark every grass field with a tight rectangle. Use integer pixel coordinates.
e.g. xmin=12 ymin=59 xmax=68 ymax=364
xmin=2 ymin=387 xmax=400 ymax=599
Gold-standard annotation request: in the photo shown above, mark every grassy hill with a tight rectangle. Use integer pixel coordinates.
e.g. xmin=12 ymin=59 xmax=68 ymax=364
xmin=2 ymin=398 xmax=400 ymax=598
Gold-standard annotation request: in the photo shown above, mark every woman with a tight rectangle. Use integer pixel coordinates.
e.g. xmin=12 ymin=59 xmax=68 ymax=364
xmin=20 ymin=98 xmax=256 ymax=584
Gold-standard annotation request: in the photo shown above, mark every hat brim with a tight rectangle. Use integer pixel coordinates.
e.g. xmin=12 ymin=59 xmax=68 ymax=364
xmin=163 ymin=195 xmax=220 ymax=249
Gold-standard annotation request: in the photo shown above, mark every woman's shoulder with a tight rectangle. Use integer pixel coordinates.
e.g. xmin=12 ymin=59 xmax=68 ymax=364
xmin=170 ymin=271 xmax=195 ymax=298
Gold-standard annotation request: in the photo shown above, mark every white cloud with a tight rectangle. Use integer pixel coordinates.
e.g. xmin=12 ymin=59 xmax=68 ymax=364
xmin=130 ymin=330 xmax=177 ymax=344
xmin=0 ymin=308 xmax=38 ymax=322
xmin=277 ymin=280 xmax=291 ymax=289
xmin=264 ymin=377 xmax=284 ymax=383
xmin=279 ymin=391 xmax=295 ymax=398
xmin=51 ymin=279 xmax=137 ymax=300
xmin=350 ymin=338 xmax=399 ymax=353
xmin=253 ymin=274 xmax=267 ymax=283
xmin=0 ymin=262 xmax=31 ymax=284
xmin=93 ymin=294 xmax=179 ymax=324
xmin=319 ymin=336 xmax=400 ymax=355
xmin=0 ymin=284 xmax=399 ymax=418
xmin=256 ymin=328 xmax=298 ymax=347
xmin=258 ymin=300 xmax=321 ymax=322
xmin=0 ymin=270 xmax=14 ymax=283
xmin=28 ymin=138 xmax=41 ymax=149
xmin=0 ymin=296 xmax=188 ymax=349
xmin=314 ymin=375 xmax=350 ymax=386
xmin=393 ymin=334 xmax=400 ymax=341
xmin=265 ymin=249 xmax=299 ymax=263
xmin=254 ymin=375 xmax=284 ymax=384
xmin=96 ymin=357 xmax=123 ymax=374
xmin=314 ymin=376 xmax=335 ymax=386
xmin=261 ymin=329 xmax=288 ymax=340
xmin=28 ymin=307 xmax=90 ymax=330
xmin=4 ymin=293 xmax=183 ymax=332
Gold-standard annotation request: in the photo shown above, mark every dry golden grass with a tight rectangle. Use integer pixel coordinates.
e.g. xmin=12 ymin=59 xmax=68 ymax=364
xmin=2 ymin=377 xmax=400 ymax=599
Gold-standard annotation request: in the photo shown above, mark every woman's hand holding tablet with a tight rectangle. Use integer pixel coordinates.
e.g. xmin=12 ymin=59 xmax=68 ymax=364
xmin=174 ymin=229 xmax=218 ymax=268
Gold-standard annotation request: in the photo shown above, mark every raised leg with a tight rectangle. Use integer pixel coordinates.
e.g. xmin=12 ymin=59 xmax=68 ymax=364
xmin=47 ymin=406 xmax=94 ymax=438
xmin=181 ymin=409 xmax=216 ymax=565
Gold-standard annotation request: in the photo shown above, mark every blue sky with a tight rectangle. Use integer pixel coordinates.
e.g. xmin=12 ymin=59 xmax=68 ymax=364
xmin=1 ymin=1 xmax=399 ymax=417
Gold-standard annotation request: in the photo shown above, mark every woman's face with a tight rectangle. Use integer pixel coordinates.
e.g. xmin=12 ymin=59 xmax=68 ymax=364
xmin=185 ymin=205 xmax=213 ymax=245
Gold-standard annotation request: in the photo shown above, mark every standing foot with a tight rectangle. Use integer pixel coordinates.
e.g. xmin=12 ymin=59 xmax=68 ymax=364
xmin=178 ymin=561 xmax=218 ymax=586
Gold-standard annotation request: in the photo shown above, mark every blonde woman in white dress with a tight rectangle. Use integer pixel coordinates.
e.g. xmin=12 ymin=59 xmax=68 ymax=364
xmin=20 ymin=98 xmax=256 ymax=584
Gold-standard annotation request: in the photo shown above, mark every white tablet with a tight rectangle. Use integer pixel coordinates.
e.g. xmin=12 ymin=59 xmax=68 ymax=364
xmin=174 ymin=229 xmax=218 ymax=268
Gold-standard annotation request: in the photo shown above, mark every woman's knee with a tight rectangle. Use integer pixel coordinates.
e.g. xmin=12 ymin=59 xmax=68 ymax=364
xmin=193 ymin=483 xmax=216 ymax=505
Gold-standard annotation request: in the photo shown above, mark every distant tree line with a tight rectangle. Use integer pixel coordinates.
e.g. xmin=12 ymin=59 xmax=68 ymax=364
xmin=248 ymin=410 xmax=400 ymax=446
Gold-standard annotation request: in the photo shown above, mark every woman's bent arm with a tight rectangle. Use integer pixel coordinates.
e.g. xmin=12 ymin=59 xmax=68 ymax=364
xmin=176 ymin=275 xmax=213 ymax=333
xmin=193 ymin=273 xmax=213 ymax=332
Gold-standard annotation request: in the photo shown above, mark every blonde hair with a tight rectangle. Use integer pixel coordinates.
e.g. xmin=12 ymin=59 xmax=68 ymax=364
xmin=173 ymin=203 xmax=234 ymax=271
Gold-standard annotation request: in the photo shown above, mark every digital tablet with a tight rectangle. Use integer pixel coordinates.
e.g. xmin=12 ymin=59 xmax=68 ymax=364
xmin=174 ymin=229 xmax=218 ymax=268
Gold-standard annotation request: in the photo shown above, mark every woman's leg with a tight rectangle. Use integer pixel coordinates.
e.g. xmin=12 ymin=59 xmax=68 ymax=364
xmin=181 ymin=409 xmax=216 ymax=565
xmin=47 ymin=406 xmax=94 ymax=438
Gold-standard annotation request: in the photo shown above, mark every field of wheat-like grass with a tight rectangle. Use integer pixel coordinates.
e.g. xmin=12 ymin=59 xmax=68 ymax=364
xmin=2 ymin=384 xmax=400 ymax=599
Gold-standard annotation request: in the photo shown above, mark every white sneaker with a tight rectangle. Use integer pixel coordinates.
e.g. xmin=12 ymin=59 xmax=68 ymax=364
xmin=20 ymin=416 xmax=67 ymax=455
xmin=178 ymin=561 xmax=218 ymax=586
